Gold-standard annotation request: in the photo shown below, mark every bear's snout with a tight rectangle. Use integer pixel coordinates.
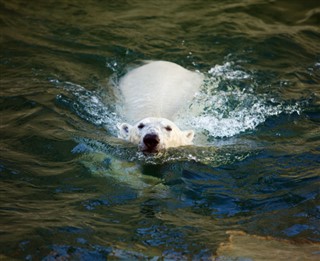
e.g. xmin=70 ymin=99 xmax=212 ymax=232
xmin=143 ymin=134 xmax=160 ymax=152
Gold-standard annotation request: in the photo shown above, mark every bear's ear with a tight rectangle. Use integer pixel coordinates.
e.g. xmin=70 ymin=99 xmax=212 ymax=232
xmin=183 ymin=130 xmax=195 ymax=143
xmin=117 ymin=123 xmax=132 ymax=139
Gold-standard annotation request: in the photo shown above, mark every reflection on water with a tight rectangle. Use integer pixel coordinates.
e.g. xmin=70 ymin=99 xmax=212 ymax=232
xmin=1 ymin=0 xmax=320 ymax=259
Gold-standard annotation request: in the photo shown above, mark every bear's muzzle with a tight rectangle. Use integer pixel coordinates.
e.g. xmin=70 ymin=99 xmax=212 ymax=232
xmin=142 ymin=134 xmax=160 ymax=153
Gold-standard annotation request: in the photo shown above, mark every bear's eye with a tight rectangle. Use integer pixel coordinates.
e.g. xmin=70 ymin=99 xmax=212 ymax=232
xmin=138 ymin=123 xmax=145 ymax=129
xmin=165 ymin=126 xmax=172 ymax=132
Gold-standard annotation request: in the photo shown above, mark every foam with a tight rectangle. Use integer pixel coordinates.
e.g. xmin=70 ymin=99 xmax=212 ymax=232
xmin=177 ymin=62 xmax=301 ymax=139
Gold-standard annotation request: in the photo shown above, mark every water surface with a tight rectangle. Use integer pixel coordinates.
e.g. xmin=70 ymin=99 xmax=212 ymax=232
xmin=1 ymin=0 xmax=320 ymax=260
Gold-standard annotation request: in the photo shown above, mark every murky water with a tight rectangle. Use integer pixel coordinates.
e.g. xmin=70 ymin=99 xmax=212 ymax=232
xmin=1 ymin=0 xmax=320 ymax=260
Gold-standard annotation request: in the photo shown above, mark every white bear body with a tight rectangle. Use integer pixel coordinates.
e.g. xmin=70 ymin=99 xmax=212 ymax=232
xmin=117 ymin=61 xmax=204 ymax=153
xmin=119 ymin=61 xmax=203 ymax=122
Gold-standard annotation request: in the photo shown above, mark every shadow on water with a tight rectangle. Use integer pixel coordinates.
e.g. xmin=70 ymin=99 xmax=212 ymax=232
xmin=1 ymin=0 xmax=320 ymax=260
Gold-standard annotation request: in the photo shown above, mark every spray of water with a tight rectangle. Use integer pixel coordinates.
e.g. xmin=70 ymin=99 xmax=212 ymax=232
xmin=53 ymin=80 xmax=120 ymax=135
xmin=53 ymin=61 xmax=302 ymax=165
xmin=177 ymin=62 xmax=301 ymax=139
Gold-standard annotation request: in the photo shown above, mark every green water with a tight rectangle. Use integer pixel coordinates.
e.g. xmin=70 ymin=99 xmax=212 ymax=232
xmin=1 ymin=0 xmax=320 ymax=260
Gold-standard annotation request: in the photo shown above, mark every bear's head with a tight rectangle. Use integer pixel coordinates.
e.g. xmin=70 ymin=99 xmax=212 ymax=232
xmin=117 ymin=117 xmax=194 ymax=153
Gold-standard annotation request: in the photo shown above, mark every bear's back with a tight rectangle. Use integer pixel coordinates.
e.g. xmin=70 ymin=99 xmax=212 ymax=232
xmin=119 ymin=61 xmax=203 ymax=123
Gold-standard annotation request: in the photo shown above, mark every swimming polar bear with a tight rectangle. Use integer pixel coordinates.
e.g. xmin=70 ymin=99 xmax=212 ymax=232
xmin=117 ymin=61 xmax=204 ymax=153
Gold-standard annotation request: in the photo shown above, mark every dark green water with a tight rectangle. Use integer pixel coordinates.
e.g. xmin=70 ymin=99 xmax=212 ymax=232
xmin=1 ymin=0 xmax=320 ymax=260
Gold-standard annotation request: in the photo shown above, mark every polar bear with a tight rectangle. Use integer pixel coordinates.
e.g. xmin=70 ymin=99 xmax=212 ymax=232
xmin=117 ymin=61 xmax=204 ymax=153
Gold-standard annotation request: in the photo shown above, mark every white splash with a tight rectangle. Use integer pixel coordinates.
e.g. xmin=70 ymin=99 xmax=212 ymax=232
xmin=177 ymin=62 xmax=301 ymax=139
xmin=208 ymin=62 xmax=251 ymax=80
xmin=54 ymin=80 xmax=121 ymax=135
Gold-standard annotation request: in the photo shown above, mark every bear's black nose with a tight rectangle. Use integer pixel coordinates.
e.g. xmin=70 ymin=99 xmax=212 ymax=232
xmin=143 ymin=134 xmax=160 ymax=149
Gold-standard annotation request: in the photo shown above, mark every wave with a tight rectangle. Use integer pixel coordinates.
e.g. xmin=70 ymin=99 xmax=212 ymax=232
xmin=177 ymin=62 xmax=301 ymax=138
xmin=54 ymin=62 xmax=302 ymax=140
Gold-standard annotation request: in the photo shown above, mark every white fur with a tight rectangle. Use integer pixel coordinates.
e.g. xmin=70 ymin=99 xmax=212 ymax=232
xmin=118 ymin=117 xmax=194 ymax=153
xmin=117 ymin=61 xmax=203 ymax=152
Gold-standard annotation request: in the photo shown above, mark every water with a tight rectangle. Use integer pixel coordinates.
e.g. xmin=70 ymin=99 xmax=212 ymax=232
xmin=1 ymin=0 xmax=320 ymax=260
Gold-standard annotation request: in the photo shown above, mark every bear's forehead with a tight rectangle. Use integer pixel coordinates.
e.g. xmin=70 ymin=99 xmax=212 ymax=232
xmin=136 ymin=117 xmax=176 ymax=127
